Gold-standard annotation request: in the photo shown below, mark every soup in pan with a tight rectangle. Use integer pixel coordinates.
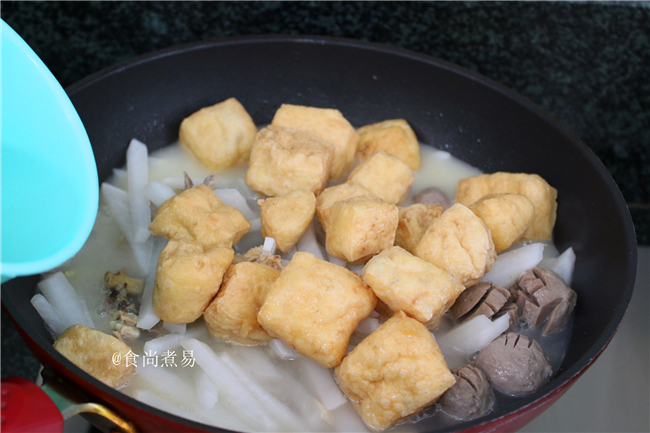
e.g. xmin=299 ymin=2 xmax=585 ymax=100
xmin=33 ymin=99 xmax=577 ymax=432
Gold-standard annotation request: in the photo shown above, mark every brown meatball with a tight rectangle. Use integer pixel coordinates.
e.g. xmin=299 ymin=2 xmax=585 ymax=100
xmin=475 ymin=333 xmax=552 ymax=396
xmin=439 ymin=365 xmax=494 ymax=420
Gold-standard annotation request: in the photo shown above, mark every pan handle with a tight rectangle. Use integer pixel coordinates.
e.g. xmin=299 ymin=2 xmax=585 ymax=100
xmin=1 ymin=372 xmax=138 ymax=433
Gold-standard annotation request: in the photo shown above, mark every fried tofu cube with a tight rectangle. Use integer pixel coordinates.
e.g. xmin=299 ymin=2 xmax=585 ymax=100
xmin=469 ymin=193 xmax=535 ymax=253
xmin=357 ymin=119 xmax=420 ymax=171
xmin=272 ymin=104 xmax=359 ymax=179
xmin=347 ymin=151 xmax=414 ymax=205
xmin=149 ymin=184 xmax=250 ymax=246
xmin=153 ymin=238 xmax=233 ymax=323
xmin=414 ymin=203 xmax=496 ymax=287
xmin=335 ymin=311 xmax=455 ymax=431
xmin=394 ymin=204 xmax=444 ymax=253
xmin=258 ymin=252 xmax=377 ymax=367
xmin=362 ymin=246 xmax=465 ymax=323
xmin=315 ymin=182 xmax=372 ymax=231
xmin=258 ymin=190 xmax=316 ymax=253
xmin=204 ymin=262 xmax=281 ymax=345
xmin=54 ymin=324 xmax=136 ymax=388
xmin=245 ymin=126 xmax=334 ymax=197
xmin=455 ymin=172 xmax=557 ymax=240
xmin=179 ymin=98 xmax=258 ymax=171
xmin=326 ymin=195 xmax=399 ymax=264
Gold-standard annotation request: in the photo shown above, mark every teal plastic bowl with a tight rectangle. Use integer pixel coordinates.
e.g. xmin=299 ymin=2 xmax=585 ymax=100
xmin=1 ymin=20 xmax=98 ymax=282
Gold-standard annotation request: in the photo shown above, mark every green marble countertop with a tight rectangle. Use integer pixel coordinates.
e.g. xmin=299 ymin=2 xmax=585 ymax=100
xmin=2 ymin=1 xmax=648 ymax=389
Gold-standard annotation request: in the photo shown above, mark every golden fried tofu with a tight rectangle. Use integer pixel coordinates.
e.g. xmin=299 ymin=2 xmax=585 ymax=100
xmin=414 ymin=203 xmax=496 ymax=287
xmin=347 ymin=151 xmax=414 ymax=205
xmin=149 ymin=184 xmax=250 ymax=246
xmin=258 ymin=252 xmax=377 ymax=367
xmin=456 ymin=172 xmax=557 ymax=240
xmin=315 ymin=182 xmax=372 ymax=231
xmin=469 ymin=193 xmax=535 ymax=253
xmin=394 ymin=204 xmax=444 ymax=253
xmin=271 ymin=104 xmax=359 ymax=179
xmin=54 ymin=324 xmax=136 ymax=388
xmin=325 ymin=195 xmax=399 ymax=264
xmin=179 ymin=98 xmax=258 ymax=171
xmin=362 ymin=246 xmax=465 ymax=323
xmin=204 ymin=262 xmax=281 ymax=345
xmin=245 ymin=126 xmax=334 ymax=197
xmin=153 ymin=238 xmax=233 ymax=323
xmin=258 ymin=190 xmax=316 ymax=253
xmin=335 ymin=311 xmax=455 ymax=431
xmin=356 ymin=119 xmax=420 ymax=171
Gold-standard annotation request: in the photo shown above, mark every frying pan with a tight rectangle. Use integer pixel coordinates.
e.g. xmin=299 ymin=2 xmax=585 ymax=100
xmin=1 ymin=35 xmax=637 ymax=432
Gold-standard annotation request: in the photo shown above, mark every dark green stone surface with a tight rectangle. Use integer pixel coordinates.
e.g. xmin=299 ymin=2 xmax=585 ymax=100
xmin=2 ymin=0 xmax=648 ymax=386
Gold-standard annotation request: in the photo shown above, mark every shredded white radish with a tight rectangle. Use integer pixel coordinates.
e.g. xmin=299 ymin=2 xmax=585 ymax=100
xmin=297 ymin=222 xmax=325 ymax=260
xmin=262 ymin=237 xmax=277 ymax=256
xmin=160 ymin=176 xmax=201 ymax=190
xmin=219 ymin=352 xmax=306 ymax=431
xmin=355 ymin=317 xmax=381 ymax=334
xmin=269 ymin=339 xmax=302 ymax=360
xmin=179 ymin=338 xmax=279 ymax=431
xmin=142 ymin=181 xmax=176 ymax=207
xmin=137 ymin=236 xmax=167 ymax=330
xmin=297 ymin=358 xmax=348 ymax=411
xmin=30 ymin=294 xmax=67 ymax=336
xmin=162 ymin=322 xmax=186 ymax=334
xmin=143 ymin=333 xmax=183 ymax=355
xmin=213 ymin=188 xmax=256 ymax=220
xmin=38 ymin=272 xmax=94 ymax=329
xmin=127 ymin=139 xmax=151 ymax=243
xmin=332 ymin=404 xmax=372 ymax=433
xmin=437 ymin=314 xmax=510 ymax=355
xmin=539 ymin=247 xmax=576 ymax=286
xmin=192 ymin=368 xmax=219 ymax=409
xmin=482 ymin=242 xmax=545 ymax=288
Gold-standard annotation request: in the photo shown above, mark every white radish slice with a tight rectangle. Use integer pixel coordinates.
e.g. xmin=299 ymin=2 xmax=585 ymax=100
xmin=297 ymin=357 xmax=348 ymax=411
xmin=179 ymin=338 xmax=278 ymax=431
xmin=160 ymin=176 xmax=202 ymax=190
xmin=162 ymin=322 xmax=186 ymax=334
xmin=219 ymin=352 xmax=306 ymax=431
xmin=249 ymin=218 xmax=262 ymax=233
xmin=143 ymin=333 xmax=183 ymax=355
xmin=262 ymin=237 xmax=276 ymax=256
xmin=355 ymin=317 xmax=381 ymax=334
xmin=327 ymin=253 xmax=347 ymax=267
xmin=331 ymin=403 xmax=371 ymax=433
xmin=437 ymin=314 xmax=510 ymax=355
xmin=137 ymin=236 xmax=167 ymax=330
xmin=213 ymin=188 xmax=256 ymax=220
xmin=30 ymin=294 xmax=67 ymax=336
xmin=269 ymin=339 xmax=302 ymax=360
xmin=126 ymin=139 xmax=151 ymax=244
xmin=192 ymin=368 xmax=219 ymax=409
xmin=281 ymin=245 xmax=298 ymax=261
xmin=110 ymin=168 xmax=129 ymax=190
xmin=38 ymin=272 xmax=94 ymax=329
xmin=539 ymin=247 xmax=576 ymax=286
xmin=482 ymin=242 xmax=545 ymax=288
xmin=347 ymin=263 xmax=364 ymax=276
xmin=297 ymin=222 xmax=325 ymax=260
xmin=142 ymin=181 xmax=176 ymax=207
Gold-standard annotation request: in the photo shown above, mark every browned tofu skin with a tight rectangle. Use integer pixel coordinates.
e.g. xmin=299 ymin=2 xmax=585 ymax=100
xmin=204 ymin=262 xmax=281 ymax=345
xmin=54 ymin=324 xmax=136 ymax=389
xmin=394 ymin=204 xmax=444 ymax=253
xmin=179 ymin=98 xmax=258 ymax=171
xmin=258 ymin=190 xmax=316 ymax=253
xmin=258 ymin=252 xmax=377 ymax=368
xmin=149 ymin=184 xmax=250 ymax=246
xmin=456 ymin=172 xmax=557 ymax=241
xmin=347 ymin=151 xmax=414 ymax=205
xmin=357 ymin=119 xmax=421 ymax=171
xmin=325 ymin=195 xmax=399 ymax=264
xmin=362 ymin=246 xmax=465 ymax=323
xmin=336 ymin=311 xmax=455 ymax=431
xmin=272 ymin=104 xmax=359 ymax=179
xmin=245 ymin=125 xmax=334 ymax=197
xmin=153 ymin=238 xmax=234 ymax=324
xmin=315 ymin=182 xmax=372 ymax=231
xmin=468 ymin=193 xmax=535 ymax=253
xmin=414 ymin=203 xmax=496 ymax=287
